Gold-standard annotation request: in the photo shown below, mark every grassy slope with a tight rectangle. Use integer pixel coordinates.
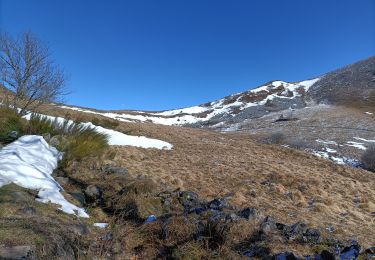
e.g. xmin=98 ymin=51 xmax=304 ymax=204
xmin=41 ymin=104 xmax=375 ymax=247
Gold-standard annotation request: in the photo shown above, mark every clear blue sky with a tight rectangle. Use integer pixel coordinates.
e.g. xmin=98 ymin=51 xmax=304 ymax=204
xmin=1 ymin=0 xmax=374 ymax=111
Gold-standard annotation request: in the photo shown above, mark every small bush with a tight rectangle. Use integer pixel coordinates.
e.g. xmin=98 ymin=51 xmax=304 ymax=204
xmin=26 ymin=114 xmax=61 ymax=136
xmin=63 ymin=127 xmax=109 ymax=162
xmin=263 ymin=132 xmax=286 ymax=145
xmin=287 ymin=137 xmax=308 ymax=150
xmin=0 ymin=108 xmax=24 ymax=143
xmin=362 ymin=145 xmax=375 ymax=172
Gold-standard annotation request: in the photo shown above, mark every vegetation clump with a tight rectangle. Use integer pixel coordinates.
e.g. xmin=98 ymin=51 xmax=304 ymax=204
xmin=362 ymin=145 xmax=375 ymax=172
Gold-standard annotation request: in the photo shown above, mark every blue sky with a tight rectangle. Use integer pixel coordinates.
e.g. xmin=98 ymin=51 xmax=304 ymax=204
xmin=1 ymin=0 xmax=374 ymax=111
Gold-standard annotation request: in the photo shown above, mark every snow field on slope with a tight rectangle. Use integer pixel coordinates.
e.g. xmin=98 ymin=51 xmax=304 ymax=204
xmin=22 ymin=113 xmax=173 ymax=150
xmin=0 ymin=135 xmax=89 ymax=217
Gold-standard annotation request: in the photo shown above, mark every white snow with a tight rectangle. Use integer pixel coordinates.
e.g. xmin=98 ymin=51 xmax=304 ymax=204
xmin=345 ymin=141 xmax=367 ymax=150
xmin=325 ymin=148 xmax=337 ymax=153
xmin=316 ymin=139 xmax=338 ymax=145
xmin=0 ymin=135 xmax=89 ymax=218
xmin=365 ymin=112 xmax=373 ymax=115
xmin=22 ymin=112 xmax=173 ymax=150
xmin=353 ymin=137 xmax=375 ymax=143
xmin=60 ymin=78 xmax=320 ymax=127
xmin=94 ymin=223 xmax=109 ymax=228
xmin=298 ymin=78 xmax=320 ymax=91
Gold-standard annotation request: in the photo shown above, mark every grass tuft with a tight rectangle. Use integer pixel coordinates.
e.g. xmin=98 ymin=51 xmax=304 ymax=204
xmin=0 ymin=108 xmax=24 ymax=143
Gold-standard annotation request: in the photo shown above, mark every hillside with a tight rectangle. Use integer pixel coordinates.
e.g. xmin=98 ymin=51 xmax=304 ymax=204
xmin=0 ymin=57 xmax=374 ymax=258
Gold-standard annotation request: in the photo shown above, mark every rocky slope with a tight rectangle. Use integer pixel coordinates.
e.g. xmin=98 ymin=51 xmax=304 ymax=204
xmin=60 ymin=56 xmax=375 ymax=131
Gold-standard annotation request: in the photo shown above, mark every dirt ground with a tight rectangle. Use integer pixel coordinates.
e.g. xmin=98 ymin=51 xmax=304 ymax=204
xmin=43 ymin=104 xmax=375 ymax=248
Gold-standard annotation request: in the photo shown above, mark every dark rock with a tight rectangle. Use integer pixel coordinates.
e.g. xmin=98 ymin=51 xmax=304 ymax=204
xmin=226 ymin=213 xmax=241 ymax=222
xmin=208 ymin=198 xmax=228 ymax=210
xmin=261 ymin=216 xmax=277 ymax=233
xmin=303 ymin=228 xmax=321 ymax=243
xmin=102 ymin=164 xmax=129 ymax=175
xmin=319 ymin=250 xmax=336 ymax=260
xmin=68 ymin=191 xmax=86 ymax=206
xmin=84 ymin=185 xmax=102 ymax=200
xmin=179 ymin=191 xmax=199 ymax=209
xmin=273 ymin=251 xmax=298 ymax=260
xmin=243 ymin=244 xmax=271 ymax=258
xmin=8 ymin=130 xmax=19 ymax=139
xmin=363 ymin=247 xmax=375 ymax=258
xmin=340 ymin=244 xmax=360 ymax=260
xmin=0 ymin=245 xmax=34 ymax=259
xmin=102 ymin=232 xmax=113 ymax=241
xmin=208 ymin=210 xmax=226 ymax=222
xmin=286 ymin=221 xmax=308 ymax=241
xmin=238 ymin=207 xmax=258 ymax=220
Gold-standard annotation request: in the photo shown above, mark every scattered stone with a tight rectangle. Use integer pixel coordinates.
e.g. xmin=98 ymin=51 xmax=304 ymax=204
xmin=326 ymin=225 xmax=335 ymax=233
xmin=208 ymin=198 xmax=228 ymax=210
xmin=319 ymin=250 xmax=336 ymax=260
xmin=243 ymin=244 xmax=271 ymax=258
xmin=8 ymin=130 xmax=19 ymax=139
xmin=102 ymin=164 xmax=129 ymax=175
xmin=274 ymin=251 xmax=298 ymax=260
xmin=340 ymin=243 xmax=360 ymax=260
xmin=84 ymin=185 xmax=102 ymax=200
xmin=68 ymin=191 xmax=86 ymax=206
xmin=49 ymin=136 xmax=61 ymax=147
xmin=0 ymin=245 xmax=34 ymax=259
xmin=238 ymin=207 xmax=258 ymax=220
xmin=179 ymin=191 xmax=199 ymax=209
xmin=261 ymin=216 xmax=277 ymax=233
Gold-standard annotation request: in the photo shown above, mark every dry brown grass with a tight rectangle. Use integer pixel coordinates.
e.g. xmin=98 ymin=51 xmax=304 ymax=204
xmin=37 ymin=104 xmax=375 ymax=248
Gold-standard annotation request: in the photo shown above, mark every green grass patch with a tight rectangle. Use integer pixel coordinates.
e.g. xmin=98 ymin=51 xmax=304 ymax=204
xmin=0 ymin=108 xmax=24 ymax=143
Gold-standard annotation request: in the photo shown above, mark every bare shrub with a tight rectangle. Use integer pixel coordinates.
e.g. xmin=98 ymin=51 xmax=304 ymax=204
xmin=362 ymin=145 xmax=375 ymax=172
xmin=0 ymin=31 xmax=68 ymax=114
xmin=286 ymin=137 xmax=308 ymax=150
xmin=263 ymin=132 xmax=286 ymax=145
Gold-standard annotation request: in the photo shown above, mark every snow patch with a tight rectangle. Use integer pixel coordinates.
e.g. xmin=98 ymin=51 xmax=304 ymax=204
xmin=94 ymin=223 xmax=109 ymax=228
xmin=316 ymin=139 xmax=338 ymax=145
xmin=0 ymin=135 xmax=88 ymax=217
xmin=22 ymin=112 xmax=173 ymax=150
xmin=345 ymin=141 xmax=367 ymax=150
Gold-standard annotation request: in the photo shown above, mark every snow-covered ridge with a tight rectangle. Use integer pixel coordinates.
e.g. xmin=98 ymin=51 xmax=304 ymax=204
xmin=0 ymin=135 xmax=89 ymax=217
xmin=60 ymin=78 xmax=320 ymax=126
xmin=22 ymin=113 xmax=173 ymax=150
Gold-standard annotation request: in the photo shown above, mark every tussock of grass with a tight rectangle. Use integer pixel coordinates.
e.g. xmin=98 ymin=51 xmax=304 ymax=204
xmin=24 ymin=113 xmax=109 ymax=163
xmin=63 ymin=128 xmax=109 ymax=162
xmin=0 ymin=108 xmax=24 ymax=143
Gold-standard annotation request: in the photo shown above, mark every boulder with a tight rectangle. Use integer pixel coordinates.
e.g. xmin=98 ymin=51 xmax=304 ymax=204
xmin=340 ymin=244 xmax=360 ymax=260
xmin=102 ymin=164 xmax=129 ymax=175
xmin=273 ymin=252 xmax=298 ymax=260
xmin=85 ymin=185 xmax=102 ymax=200
xmin=8 ymin=130 xmax=19 ymax=139
xmin=0 ymin=245 xmax=34 ymax=259
xmin=238 ymin=207 xmax=258 ymax=220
